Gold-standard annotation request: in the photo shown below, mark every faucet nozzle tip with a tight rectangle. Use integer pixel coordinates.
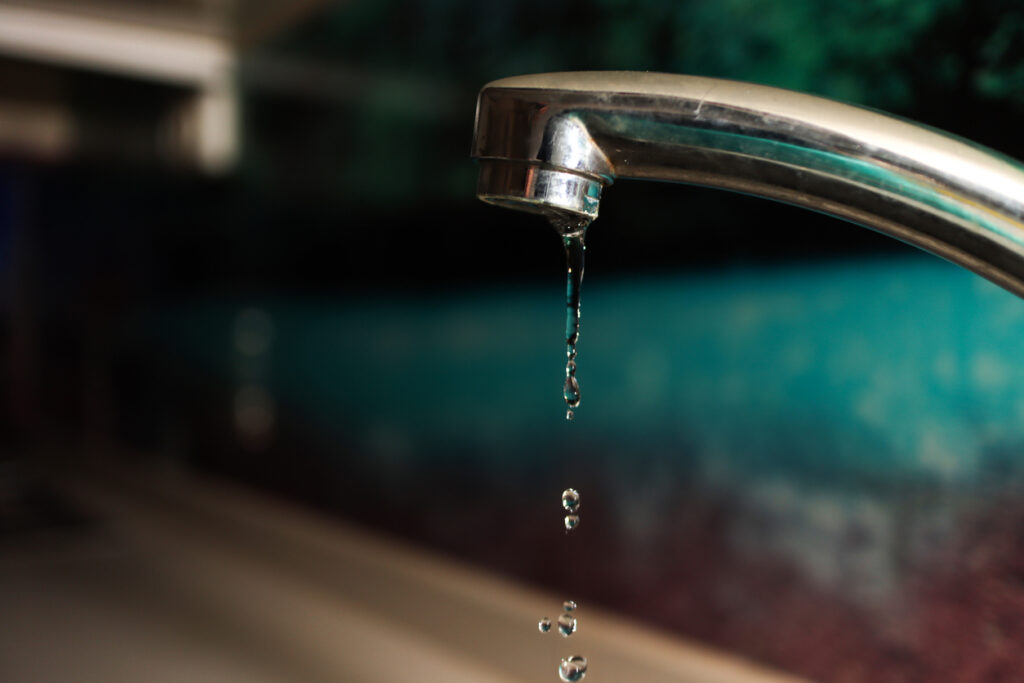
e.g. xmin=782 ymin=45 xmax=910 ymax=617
xmin=476 ymin=160 xmax=603 ymax=222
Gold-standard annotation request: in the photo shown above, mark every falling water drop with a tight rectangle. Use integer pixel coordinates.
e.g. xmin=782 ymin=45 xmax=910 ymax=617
xmin=538 ymin=617 xmax=552 ymax=633
xmin=558 ymin=655 xmax=588 ymax=682
xmin=564 ymin=514 xmax=580 ymax=531
xmin=563 ymin=373 xmax=580 ymax=409
xmin=563 ymin=600 xmax=577 ymax=612
xmin=566 ymin=409 xmax=575 ymax=421
xmin=557 ymin=612 xmax=577 ymax=637
xmin=561 ymin=488 xmax=580 ymax=512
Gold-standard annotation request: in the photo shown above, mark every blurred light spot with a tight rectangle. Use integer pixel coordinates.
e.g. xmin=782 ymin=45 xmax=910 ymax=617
xmin=234 ymin=384 xmax=275 ymax=444
xmin=806 ymin=496 xmax=846 ymax=535
xmin=234 ymin=307 xmax=274 ymax=357
xmin=196 ymin=76 xmax=238 ymax=173
xmin=916 ymin=427 xmax=963 ymax=479
xmin=364 ymin=423 xmax=415 ymax=478
xmin=365 ymin=423 xmax=413 ymax=459
xmin=970 ymin=352 xmax=1008 ymax=389
xmin=885 ymin=279 xmax=908 ymax=300
xmin=816 ymin=287 xmax=843 ymax=312
xmin=855 ymin=390 xmax=887 ymax=427
xmin=625 ymin=347 xmax=669 ymax=404
xmin=737 ymin=483 xmax=898 ymax=604
xmin=441 ymin=315 xmax=489 ymax=354
xmin=932 ymin=351 xmax=957 ymax=384
xmin=719 ymin=372 xmax=748 ymax=403
xmin=781 ymin=340 xmax=814 ymax=373
xmin=728 ymin=301 xmax=764 ymax=332
xmin=0 ymin=100 xmax=74 ymax=159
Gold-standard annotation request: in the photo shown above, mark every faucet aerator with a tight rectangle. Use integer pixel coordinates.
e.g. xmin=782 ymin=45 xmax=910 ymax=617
xmin=476 ymin=159 xmax=603 ymax=224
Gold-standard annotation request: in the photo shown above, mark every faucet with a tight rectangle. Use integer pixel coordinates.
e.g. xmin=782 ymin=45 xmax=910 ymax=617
xmin=471 ymin=71 xmax=1024 ymax=298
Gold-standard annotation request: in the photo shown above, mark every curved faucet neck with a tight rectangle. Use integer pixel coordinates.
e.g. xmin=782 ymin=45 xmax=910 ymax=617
xmin=471 ymin=71 xmax=1024 ymax=298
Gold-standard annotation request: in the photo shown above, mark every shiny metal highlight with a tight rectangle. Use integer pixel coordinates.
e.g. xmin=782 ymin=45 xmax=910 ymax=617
xmin=471 ymin=71 xmax=1024 ymax=297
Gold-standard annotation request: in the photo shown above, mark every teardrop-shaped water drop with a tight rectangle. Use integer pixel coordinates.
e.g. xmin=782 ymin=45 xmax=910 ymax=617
xmin=563 ymin=375 xmax=580 ymax=409
xmin=558 ymin=655 xmax=588 ymax=682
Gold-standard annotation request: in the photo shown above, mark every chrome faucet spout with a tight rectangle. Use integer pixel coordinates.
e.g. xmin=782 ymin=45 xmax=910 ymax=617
xmin=471 ymin=71 xmax=1024 ymax=297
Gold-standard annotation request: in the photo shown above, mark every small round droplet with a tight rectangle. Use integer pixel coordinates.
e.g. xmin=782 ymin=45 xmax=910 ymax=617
xmin=564 ymin=514 xmax=579 ymax=531
xmin=538 ymin=617 xmax=551 ymax=633
xmin=563 ymin=600 xmax=577 ymax=612
xmin=566 ymin=409 xmax=575 ymax=421
xmin=557 ymin=612 xmax=577 ymax=637
xmin=558 ymin=655 xmax=588 ymax=682
xmin=561 ymin=488 xmax=580 ymax=513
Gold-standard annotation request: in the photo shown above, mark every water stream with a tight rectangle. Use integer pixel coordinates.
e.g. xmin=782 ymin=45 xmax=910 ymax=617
xmin=544 ymin=217 xmax=591 ymax=680
xmin=559 ymin=220 xmax=589 ymax=420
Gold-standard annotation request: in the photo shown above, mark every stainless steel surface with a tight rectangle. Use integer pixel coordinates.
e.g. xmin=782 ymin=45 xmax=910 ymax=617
xmin=472 ymin=71 xmax=1024 ymax=297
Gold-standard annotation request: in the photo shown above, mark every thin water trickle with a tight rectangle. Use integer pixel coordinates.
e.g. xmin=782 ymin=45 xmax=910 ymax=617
xmin=555 ymin=218 xmax=589 ymax=419
xmin=558 ymin=655 xmax=588 ymax=682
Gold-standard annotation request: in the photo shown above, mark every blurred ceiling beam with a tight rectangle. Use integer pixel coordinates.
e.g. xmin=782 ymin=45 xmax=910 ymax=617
xmin=0 ymin=0 xmax=334 ymax=172
xmin=0 ymin=3 xmax=232 ymax=85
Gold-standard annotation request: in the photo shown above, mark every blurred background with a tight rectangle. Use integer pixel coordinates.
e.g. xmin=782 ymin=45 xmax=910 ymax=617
xmin=4 ymin=0 xmax=1024 ymax=681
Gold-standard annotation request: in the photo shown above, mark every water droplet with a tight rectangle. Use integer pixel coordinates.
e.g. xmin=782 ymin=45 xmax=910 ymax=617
xmin=563 ymin=600 xmax=577 ymax=612
xmin=566 ymin=409 xmax=575 ymax=421
xmin=564 ymin=514 xmax=579 ymax=531
xmin=558 ymin=655 xmax=588 ymax=682
xmin=538 ymin=617 xmax=551 ymax=633
xmin=557 ymin=612 xmax=577 ymax=637
xmin=561 ymin=488 xmax=580 ymax=512
xmin=563 ymin=374 xmax=580 ymax=408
